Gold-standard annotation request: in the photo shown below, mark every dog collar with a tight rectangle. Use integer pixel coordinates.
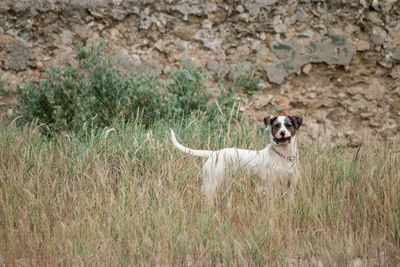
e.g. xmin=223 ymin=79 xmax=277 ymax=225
xmin=271 ymin=146 xmax=297 ymax=162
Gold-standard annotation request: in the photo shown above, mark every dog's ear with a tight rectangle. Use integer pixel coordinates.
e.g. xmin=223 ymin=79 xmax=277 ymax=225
xmin=289 ymin=116 xmax=303 ymax=130
xmin=264 ymin=116 xmax=277 ymax=128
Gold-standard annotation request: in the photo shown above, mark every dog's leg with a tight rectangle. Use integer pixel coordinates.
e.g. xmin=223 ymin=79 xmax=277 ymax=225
xmin=202 ymin=157 xmax=225 ymax=202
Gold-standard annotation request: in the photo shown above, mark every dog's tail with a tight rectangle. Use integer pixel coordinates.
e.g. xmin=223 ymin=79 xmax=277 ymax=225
xmin=170 ymin=129 xmax=213 ymax=158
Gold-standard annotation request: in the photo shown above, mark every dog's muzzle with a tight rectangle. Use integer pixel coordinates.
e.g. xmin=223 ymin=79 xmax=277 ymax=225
xmin=274 ymin=136 xmax=291 ymax=144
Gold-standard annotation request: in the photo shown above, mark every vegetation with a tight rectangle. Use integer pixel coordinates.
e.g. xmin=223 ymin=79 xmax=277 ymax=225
xmin=0 ymin=118 xmax=399 ymax=265
xmin=164 ymin=61 xmax=211 ymax=118
xmin=15 ymin=41 xmax=238 ymax=135
xmin=1 ymin=41 xmax=399 ymax=265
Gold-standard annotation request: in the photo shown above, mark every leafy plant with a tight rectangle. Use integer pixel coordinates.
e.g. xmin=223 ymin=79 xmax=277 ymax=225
xmin=16 ymin=41 xmax=163 ymax=134
xmin=164 ymin=61 xmax=211 ymax=118
xmin=16 ymin=41 xmax=241 ymax=136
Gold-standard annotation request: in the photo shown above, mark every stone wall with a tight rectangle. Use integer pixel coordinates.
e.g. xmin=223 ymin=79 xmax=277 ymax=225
xmin=1 ymin=0 xmax=399 ymax=144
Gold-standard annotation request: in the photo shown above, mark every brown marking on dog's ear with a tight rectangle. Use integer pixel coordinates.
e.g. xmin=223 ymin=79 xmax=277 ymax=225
xmin=264 ymin=116 xmax=277 ymax=128
xmin=288 ymin=116 xmax=302 ymax=131
xmin=284 ymin=116 xmax=297 ymax=136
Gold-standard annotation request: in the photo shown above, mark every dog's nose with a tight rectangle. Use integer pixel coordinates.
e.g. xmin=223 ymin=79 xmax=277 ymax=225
xmin=280 ymin=131 xmax=285 ymax=137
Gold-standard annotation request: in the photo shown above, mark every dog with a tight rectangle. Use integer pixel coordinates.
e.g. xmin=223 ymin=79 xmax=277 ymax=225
xmin=170 ymin=115 xmax=302 ymax=201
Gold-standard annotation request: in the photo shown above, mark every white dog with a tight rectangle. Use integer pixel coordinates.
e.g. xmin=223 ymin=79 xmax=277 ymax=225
xmin=170 ymin=115 xmax=302 ymax=201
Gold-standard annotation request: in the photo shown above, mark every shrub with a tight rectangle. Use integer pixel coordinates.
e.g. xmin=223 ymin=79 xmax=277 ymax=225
xmin=164 ymin=61 xmax=211 ymax=118
xmin=16 ymin=41 xmax=239 ymax=135
xmin=16 ymin=41 xmax=163 ymax=134
xmin=75 ymin=41 xmax=163 ymax=126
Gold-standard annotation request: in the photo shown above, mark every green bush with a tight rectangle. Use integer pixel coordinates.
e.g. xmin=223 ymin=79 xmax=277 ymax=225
xmin=166 ymin=62 xmax=241 ymax=126
xmin=164 ymin=61 xmax=211 ymax=118
xmin=17 ymin=41 xmax=162 ymax=134
xmin=16 ymin=41 xmax=239 ymax=135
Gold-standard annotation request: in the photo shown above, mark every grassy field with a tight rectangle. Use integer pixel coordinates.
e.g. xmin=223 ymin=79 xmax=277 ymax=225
xmin=1 ymin=117 xmax=399 ymax=265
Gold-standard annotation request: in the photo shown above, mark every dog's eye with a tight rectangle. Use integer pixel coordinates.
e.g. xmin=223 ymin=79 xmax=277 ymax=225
xmin=285 ymin=124 xmax=292 ymax=128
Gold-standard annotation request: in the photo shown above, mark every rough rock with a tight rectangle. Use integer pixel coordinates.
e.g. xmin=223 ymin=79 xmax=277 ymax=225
xmin=0 ymin=0 xmax=399 ymax=143
xmin=371 ymin=26 xmax=387 ymax=46
xmin=0 ymin=35 xmax=30 ymax=71
xmin=173 ymin=25 xmax=198 ymax=41
xmin=391 ymin=46 xmax=400 ymax=61
xmin=264 ymin=36 xmax=355 ymax=84
xmin=363 ymin=78 xmax=386 ymax=100
xmin=365 ymin=11 xmax=383 ymax=25
xmin=60 ymin=30 xmax=75 ymax=45
xmin=206 ymin=59 xmax=220 ymax=73
xmin=302 ymin=63 xmax=312 ymax=75
xmin=356 ymin=40 xmax=370 ymax=51
xmin=244 ymin=0 xmax=278 ymax=17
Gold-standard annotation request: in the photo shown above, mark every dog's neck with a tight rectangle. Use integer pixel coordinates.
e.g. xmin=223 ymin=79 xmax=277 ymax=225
xmin=269 ymin=136 xmax=298 ymax=159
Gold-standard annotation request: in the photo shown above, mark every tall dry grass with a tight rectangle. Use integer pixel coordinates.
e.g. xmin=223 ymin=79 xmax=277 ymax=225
xmin=0 ymin=118 xmax=399 ymax=265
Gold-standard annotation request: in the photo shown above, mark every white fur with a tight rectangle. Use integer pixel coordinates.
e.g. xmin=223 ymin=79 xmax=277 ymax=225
xmin=170 ymin=116 xmax=300 ymax=201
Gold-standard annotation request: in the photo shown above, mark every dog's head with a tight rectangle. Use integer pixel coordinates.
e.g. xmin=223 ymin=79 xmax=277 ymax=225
xmin=264 ymin=115 xmax=302 ymax=145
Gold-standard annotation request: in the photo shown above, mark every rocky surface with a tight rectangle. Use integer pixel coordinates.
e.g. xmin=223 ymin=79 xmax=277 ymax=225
xmin=1 ymin=0 xmax=400 ymax=145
